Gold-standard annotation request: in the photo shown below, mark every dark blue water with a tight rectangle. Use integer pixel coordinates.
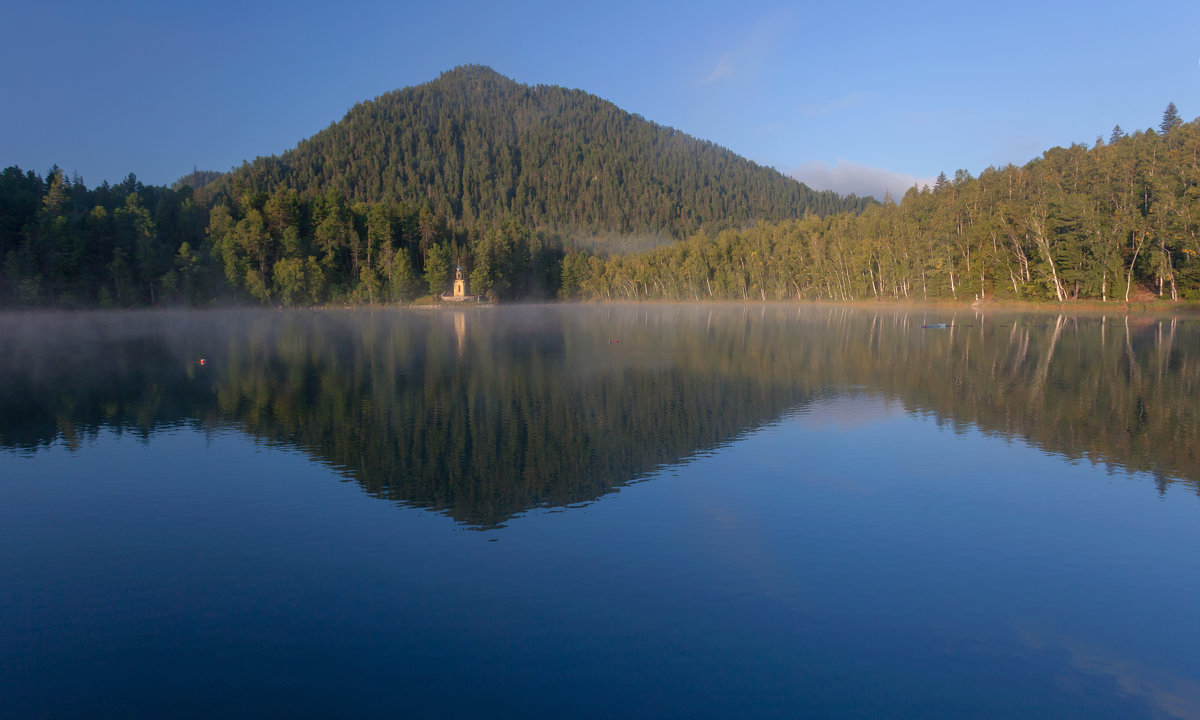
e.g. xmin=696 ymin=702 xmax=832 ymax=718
xmin=2 ymin=306 xmax=1198 ymax=718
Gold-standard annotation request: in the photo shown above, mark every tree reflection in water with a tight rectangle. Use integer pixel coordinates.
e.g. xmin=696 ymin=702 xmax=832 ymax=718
xmin=1 ymin=305 xmax=1196 ymax=526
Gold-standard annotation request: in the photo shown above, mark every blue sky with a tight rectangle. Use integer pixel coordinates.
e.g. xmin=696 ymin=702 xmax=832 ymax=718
xmin=3 ymin=0 xmax=1197 ymax=200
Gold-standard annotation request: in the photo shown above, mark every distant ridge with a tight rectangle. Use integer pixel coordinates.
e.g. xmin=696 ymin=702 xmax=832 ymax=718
xmin=215 ymin=65 xmax=872 ymax=240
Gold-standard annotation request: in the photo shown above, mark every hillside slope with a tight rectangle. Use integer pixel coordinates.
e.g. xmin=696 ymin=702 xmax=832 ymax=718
xmin=219 ymin=65 xmax=870 ymax=239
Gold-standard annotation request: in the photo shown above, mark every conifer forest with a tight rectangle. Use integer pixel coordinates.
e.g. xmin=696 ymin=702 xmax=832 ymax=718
xmin=3 ymin=68 xmax=1198 ymax=307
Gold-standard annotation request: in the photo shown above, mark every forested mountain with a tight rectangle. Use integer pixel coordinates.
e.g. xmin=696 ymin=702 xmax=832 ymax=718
xmin=214 ymin=65 xmax=869 ymax=237
xmin=2 ymin=68 xmax=1198 ymax=307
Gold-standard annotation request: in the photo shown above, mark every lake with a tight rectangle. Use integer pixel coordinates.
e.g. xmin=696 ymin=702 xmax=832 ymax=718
xmin=2 ymin=304 xmax=1198 ymax=719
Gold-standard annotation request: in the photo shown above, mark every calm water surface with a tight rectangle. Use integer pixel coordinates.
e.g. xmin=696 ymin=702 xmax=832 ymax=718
xmin=2 ymin=305 xmax=1198 ymax=718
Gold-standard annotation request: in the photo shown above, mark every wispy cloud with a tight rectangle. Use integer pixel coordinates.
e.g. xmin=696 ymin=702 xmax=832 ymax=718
xmin=696 ymin=8 xmax=797 ymax=87
xmin=789 ymin=160 xmax=936 ymax=201
xmin=704 ymin=54 xmax=734 ymax=84
xmin=802 ymin=92 xmax=872 ymax=117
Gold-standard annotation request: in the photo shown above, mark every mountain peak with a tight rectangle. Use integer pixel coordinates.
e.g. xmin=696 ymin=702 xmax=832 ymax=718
xmin=224 ymin=69 xmax=871 ymax=239
xmin=436 ymin=64 xmax=510 ymax=83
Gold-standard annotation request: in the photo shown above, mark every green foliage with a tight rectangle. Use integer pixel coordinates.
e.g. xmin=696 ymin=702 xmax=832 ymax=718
xmin=273 ymin=256 xmax=325 ymax=305
xmin=571 ymin=117 xmax=1200 ymax=304
xmin=214 ymin=65 xmax=870 ymax=244
xmin=172 ymin=169 xmax=224 ymax=191
xmin=385 ymin=246 xmax=421 ymax=301
xmin=0 ymin=166 xmax=216 ymax=307
xmin=3 ymin=87 xmax=1200 ymax=308
xmin=424 ymin=242 xmax=452 ymax=296
xmin=470 ymin=217 xmax=533 ymax=300
xmin=1162 ymin=102 xmax=1183 ymax=135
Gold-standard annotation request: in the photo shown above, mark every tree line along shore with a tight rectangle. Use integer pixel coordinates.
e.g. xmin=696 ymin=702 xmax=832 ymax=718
xmin=4 ymin=105 xmax=1199 ymax=309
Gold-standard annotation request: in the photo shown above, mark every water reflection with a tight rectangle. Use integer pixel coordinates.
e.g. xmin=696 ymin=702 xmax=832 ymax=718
xmin=1018 ymin=630 xmax=1200 ymax=720
xmin=1 ymin=305 xmax=1196 ymax=525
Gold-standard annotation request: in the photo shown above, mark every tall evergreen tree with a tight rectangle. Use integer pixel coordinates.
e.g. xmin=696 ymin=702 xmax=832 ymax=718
xmin=1161 ymin=102 xmax=1182 ymax=135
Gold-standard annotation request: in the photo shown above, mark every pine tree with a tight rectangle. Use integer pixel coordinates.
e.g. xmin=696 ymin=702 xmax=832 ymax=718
xmin=1161 ymin=103 xmax=1182 ymax=135
xmin=424 ymin=242 xmax=452 ymax=296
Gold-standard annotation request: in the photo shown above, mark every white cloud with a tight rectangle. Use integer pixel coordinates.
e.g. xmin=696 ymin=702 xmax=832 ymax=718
xmin=789 ymin=160 xmax=935 ymax=201
xmin=704 ymin=54 xmax=734 ymax=84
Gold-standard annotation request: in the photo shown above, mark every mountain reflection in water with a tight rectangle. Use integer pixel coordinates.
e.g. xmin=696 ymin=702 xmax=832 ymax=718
xmin=1 ymin=305 xmax=1196 ymax=525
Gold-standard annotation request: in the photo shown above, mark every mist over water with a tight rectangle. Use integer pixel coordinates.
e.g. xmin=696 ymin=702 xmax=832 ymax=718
xmin=2 ymin=305 xmax=1199 ymax=718
xmin=3 ymin=305 xmax=1195 ymax=501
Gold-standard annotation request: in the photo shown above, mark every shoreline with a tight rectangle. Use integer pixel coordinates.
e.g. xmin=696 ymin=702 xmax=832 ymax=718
xmin=562 ymin=296 xmax=1200 ymax=317
xmin=3 ymin=297 xmax=1198 ymax=317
